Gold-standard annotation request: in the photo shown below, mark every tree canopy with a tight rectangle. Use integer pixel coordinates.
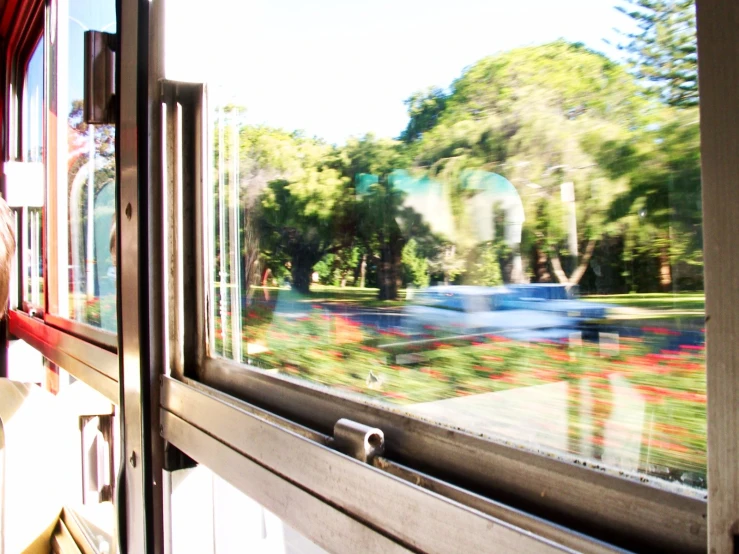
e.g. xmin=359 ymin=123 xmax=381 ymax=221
xmin=213 ymin=32 xmax=702 ymax=299
xmin=616 ymin=0 xmax=698 ymax=107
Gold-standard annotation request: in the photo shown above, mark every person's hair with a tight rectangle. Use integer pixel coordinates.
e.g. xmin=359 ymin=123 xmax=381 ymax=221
xmin=0 ymin=198 xmax=15 ymax=318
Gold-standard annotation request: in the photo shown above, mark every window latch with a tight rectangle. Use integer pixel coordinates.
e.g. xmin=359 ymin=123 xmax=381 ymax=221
xmin=331 ymin=418 xmax=384 ymax=463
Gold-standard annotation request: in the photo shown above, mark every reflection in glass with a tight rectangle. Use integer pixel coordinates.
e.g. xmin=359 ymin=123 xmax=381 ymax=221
xmin=167 ymin=0 xmax=705 ymax=490
xmin=22 ymin=41 xmax=44 ymax=308
xmin=26 ymin=208 xmax=43 ymax=306
xmin=61 ymin=0 xmax=117 ymax=330
xmin=23 ymin=40 xmax=43 ymax=163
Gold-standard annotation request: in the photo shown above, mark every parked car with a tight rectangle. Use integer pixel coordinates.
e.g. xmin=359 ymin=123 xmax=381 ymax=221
xmin=405 ymin=284 xmax=609 ymax=338
xmin=503 ymin=284 xmax=609 ymax=320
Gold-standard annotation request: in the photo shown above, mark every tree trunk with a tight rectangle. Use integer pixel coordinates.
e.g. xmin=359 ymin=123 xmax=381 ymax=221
xmin=377 ymin=244 xmax=402 ymax=300
xmin=549 ymin=239 xmax=597 ymax=288
xmin=534 ymin=245 xmax=551 ymax=282
xmin=659 ymin=247 xmax=672 ymax=292
xmin=291 ymin=260 xmax=313 ymax=295
xmin=359 ymin=254 xmax=367 ymax=288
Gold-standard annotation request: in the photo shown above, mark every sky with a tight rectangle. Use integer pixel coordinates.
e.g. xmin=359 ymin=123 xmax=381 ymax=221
xmin=162 ymin=1 xmax=635 ymax=145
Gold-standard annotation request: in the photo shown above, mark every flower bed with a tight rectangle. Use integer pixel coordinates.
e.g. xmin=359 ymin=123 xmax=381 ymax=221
xmin=216 ymin=306 xmax=707 ymax=484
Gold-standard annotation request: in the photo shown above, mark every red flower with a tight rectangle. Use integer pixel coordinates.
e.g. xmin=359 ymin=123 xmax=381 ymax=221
xmin=680 ymin=344 xmax=705 ymax=351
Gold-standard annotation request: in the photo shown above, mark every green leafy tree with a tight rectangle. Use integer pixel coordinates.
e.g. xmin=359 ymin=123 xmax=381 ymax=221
xmin=466 ymin=242 xmax=502 ymax=286
xmin=407 ymin=41 xmax=644 ymax=287
xmin=401 ymin=238 xmax=430 ymax=288
xmin=314 ymin=246 xmax=361 ymax=286
xmin=616 ymin=0 xmax=698 ymax=107
xmin=399 ymin=88 xmax=448 ymax=143
xmin=337 ymin=135 xmax=438 ymax=299
xmin=600 ymin=107 xmax=702 ymax=290
xmin=255 ymin=140 xmax=354 ymax=294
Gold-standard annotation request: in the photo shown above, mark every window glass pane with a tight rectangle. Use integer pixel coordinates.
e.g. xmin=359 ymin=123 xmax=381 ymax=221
xmin=168 ymin=0 xmax=705 ymax=491
xmin=22 ymin=41 xmax=44 ymax=308
xmin=59 ymin=0 xmax=117 ymax=330
xmin=23 ymin=41 xmax=43 ymax=163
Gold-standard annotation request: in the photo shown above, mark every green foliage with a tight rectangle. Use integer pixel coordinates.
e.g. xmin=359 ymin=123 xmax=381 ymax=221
xmin=258 ymin=166 xmax=352 ymax=293
xmin=335 ymin=135 xmax=438 ymax=299
xmin=216 ymin=36 xmax=703 ymax=297
xmin=401 ymin=238 xmax=430 ymax=288
xmin=600 ymin=107 xmax=702 ymax=289
xmin=466 ymin=242 xmax=502 ymax=286
xmin=403 ymin=41 xmax=646 ymax=286
xmin=616 ymin=0 xmax=698 ymax=107
xmin=238 ymin=127 xmax=354 ymax=293
xmin=400 ymin=88 xmax=448 ymax=143
xmin=314 ymin=246 xmax=361 ymax=286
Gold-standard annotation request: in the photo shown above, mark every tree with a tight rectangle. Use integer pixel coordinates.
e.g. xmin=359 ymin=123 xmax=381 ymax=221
xmin=401 ymin=238 xmax=430 ymax=288
xmin=337 ymin=135 xmax=437 ymax=300
xmin=255 ymin=139 xmax=354 ymax=294
xmin=406 ymin=41 xmax=644 ymax=288
xmin=314 ymin=246 xmax=361 ymax=287
xmin=356 ymin=179 xmax=411 ymax=300
xmin=599 ymin=107 xmax=702 ymax=290
xmin=616 ymin=0 xmax=698 ymax=107
xmin=399 ymin=88 xmax=448 ymax=143
xmin=466 ymin=242 xmax=502 ymax=286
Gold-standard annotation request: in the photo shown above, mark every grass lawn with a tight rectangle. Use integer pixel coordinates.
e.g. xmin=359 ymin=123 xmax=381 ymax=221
xmin=581 ymin=292 xmax=705 ymax=312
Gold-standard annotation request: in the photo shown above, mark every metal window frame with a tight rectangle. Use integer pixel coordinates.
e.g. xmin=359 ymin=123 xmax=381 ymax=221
xmin=8 ymin=309 xmax=118 ymax=401
xmin=6 ymin=0 xmax=735 ymax=551
xmin=162 ymin=376 xmax=629 ymax=554
xmin=196 ymin=355 xmax=705 ymax=552
xmin=153 ymin=6 xmax=715 ymax=554
xmin=2 ymin=0 xmax=120 ymax=400
xmin=43 ymin=0 xmax=119 ymax=350
xmin=11 ymin=6 xmax=45 ymax=316
xmin=695 ymin=1 xmax=739 ymax=552
xmin=116 ymin=0 xmax=166 ymax=550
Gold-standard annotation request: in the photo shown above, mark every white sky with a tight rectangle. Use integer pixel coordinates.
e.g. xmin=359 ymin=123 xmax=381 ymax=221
xmin=166 ymin=0 xmax=634 ymax=145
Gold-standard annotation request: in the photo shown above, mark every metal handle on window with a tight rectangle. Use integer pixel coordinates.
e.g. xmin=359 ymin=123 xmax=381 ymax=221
xmin=83 ymin=31 xmax=116 ymax=125
xmin=160 ymin=80 xmax=207 ymax=381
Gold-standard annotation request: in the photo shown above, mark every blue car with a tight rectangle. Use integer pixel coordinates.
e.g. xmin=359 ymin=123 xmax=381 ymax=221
xmin=405 ymin=284 xmax=609 ymax=341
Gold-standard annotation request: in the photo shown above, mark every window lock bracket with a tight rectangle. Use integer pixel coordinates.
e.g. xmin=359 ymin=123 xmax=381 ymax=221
xmin=331 ymin=418 xmax=385 ymax=464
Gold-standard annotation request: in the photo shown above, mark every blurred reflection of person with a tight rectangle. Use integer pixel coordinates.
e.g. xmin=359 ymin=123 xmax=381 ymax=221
xmin=567 ymin=375 xmax=614 ymax=462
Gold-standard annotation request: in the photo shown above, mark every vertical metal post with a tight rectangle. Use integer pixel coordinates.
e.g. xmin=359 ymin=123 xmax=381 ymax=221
xmin=30 ymin=210 xmax=39 ymax=304
xmin=217 ymin=106 xmax=227 ymax=357
xmin=17 ymin=207 xmax=25 ymax=308
xmin=48 ymin=0 xmax=71 ymax=319
xmin=696 ymin=0 xmax=739 ymax=552
xmin=228 ymin=111 xmax=241 ymax=362
xmin=117 ymin=0 xmax=165 ymax=550
xmin=162 ymin=80 xmax=206 ymax=381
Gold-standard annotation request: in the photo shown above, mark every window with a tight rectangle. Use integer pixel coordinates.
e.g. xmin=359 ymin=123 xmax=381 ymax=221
xmin=47 ymin=0 xmax=117 ymax=333
xmin=162 ymin=0 xmax=706 ymax=550
xmin=20 ymin=39 xmax=44 ymax=310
